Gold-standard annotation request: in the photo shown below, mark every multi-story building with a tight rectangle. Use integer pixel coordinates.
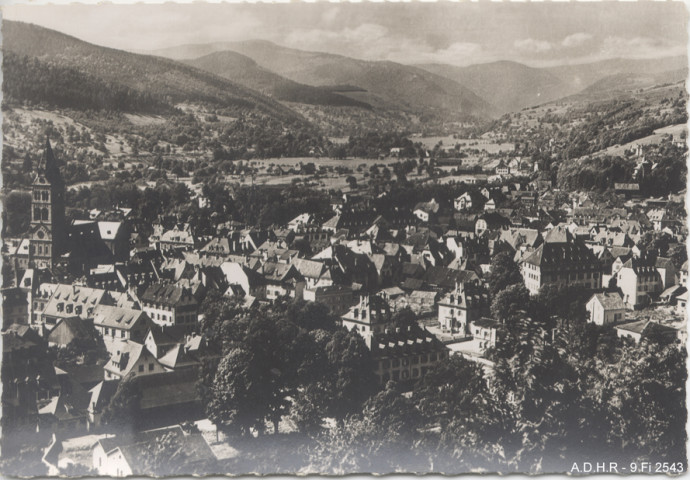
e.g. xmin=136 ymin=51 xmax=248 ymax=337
xmin=616 ymin=256 xmax=663 ymax=309
xmin=521 ymin=225 xmax=602 ymax=295
xmin=436 ymin=282 xmax=489 ymax=334
xmin=140 ymin=282 xmax=199 ymax=330
xmin=92 ymin=304 xmax=152 ymax=350
xmin=341 ymin=296 xmax=448 ymax=384
xmin=303 ymin=284 xmax=353 ymax=315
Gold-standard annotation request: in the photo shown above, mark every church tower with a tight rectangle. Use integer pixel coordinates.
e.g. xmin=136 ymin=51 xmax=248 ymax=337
xmin=29 ymin=140 xmax=66 ymax=269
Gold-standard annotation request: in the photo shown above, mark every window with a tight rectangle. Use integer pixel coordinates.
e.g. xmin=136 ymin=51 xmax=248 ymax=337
xmin=149 ymin=363 xmax=154 ymax=371
xmin=138 ymin=365 xmax=144 ymax=372
xmin=121 ymin=330 xmax=125 ymax=338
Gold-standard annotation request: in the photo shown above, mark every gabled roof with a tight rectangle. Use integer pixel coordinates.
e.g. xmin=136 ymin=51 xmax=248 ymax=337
xmin=93 ymin=304 xmax=149 ymax=330
xmin=141 ymin=282 xmax=198 ymax=308
xmin=97 ymin=425 xmax=215 ymax=475
xmin=293 ymin=258 xmax=326 ymax=279
xmin=104 ymin=341 xmax=152 ymax=377
xmin=47 ymin=316 xmax=95 ymax=345
xmin=588 ymin=292 xmax=626 ymax=311
xmin=158 ymin=344 xmax=199 ymax=369
xmin=98 ymin=221 xmax=123 ymax=241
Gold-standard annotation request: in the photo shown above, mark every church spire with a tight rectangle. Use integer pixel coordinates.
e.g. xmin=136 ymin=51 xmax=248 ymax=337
xmin=36 ymin=138 xmax=63 ymax=186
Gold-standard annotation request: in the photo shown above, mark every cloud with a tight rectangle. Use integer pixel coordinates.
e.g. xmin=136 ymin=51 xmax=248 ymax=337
xmin=514 ymin=38 xmax=553 ymax=54
xmin=562 ymin=33 xmax=593 ymax=48
xmin=284 ymin=23 xmax=389 ymax=56
xmin=600 ymin=35 xmax=686 ymax=59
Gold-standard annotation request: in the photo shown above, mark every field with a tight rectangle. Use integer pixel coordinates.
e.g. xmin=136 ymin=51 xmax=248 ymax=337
xmin=592 ymin=123 xmax=687 ymax=158
xmin=414 ymin=135 xmax=515 ymax=154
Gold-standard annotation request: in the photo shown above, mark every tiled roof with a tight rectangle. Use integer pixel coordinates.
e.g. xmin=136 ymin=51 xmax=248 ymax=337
xmin=370 ymin=324 xmax=447 ymax=358
xmin=141 ymin=282 xmax=197 ymax=308
xmin=93 ymin=304 xmax=148 ymax=330
xmin=589 ymin=292 xmax=626 ymax=311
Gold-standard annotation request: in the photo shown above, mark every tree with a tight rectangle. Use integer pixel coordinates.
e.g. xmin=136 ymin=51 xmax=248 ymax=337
xmin=55 ymin=333 xmax=108 ymax=370
xmin=490 ymin=283 xmax=530 ymax=324
xmin=101 ymin=374 xmax=142 ymax=434
xmin=346 ymin=176 xmax=357 ymax=190
xmin=3 ymin=191 xmax=31 ymax=236
xmin=669 ymin=243 xmax=687 ymax=270
xmin=207 ymin=347 xmax=267 ymax=437
xmin=307 ymin=382 xmax=424 ymax=474
xmin=486 ymin=251 xmax=524 ymax=297
xmin=323 ymin=329 xmax=378 ymax=422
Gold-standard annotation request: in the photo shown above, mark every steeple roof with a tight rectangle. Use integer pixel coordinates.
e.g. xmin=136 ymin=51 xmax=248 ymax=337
xmin=34 ymin=139 xmax=63 ymax=186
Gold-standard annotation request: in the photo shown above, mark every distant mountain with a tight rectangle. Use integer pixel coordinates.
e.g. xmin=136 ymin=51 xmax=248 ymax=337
xmin=418 ymin=56 xmax=688 ymax=114
xmin=417 ymin=61 xmax=569 ymax=114
xmin=545 ymin=56 xmax=688 ymax=92
xmin=576 ymin=68 xmax=688 ymax=97
xmin=156 ymin=40 xmax=499 ymax=120
xmin=2 ymin=21 xmax=303 ymax=122
xmin=184 ymin=51 xmax=372 ymax=109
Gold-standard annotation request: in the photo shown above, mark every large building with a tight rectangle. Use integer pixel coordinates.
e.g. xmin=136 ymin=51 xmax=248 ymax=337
xmin=616 ymin=256 xmax=663 ymax=309
xmin=521 ymin=225 xmax=602 ymax=295
xmin=28 ymin=140 xmax=67 ymax=269
xmin=341 ymin=296 xmax=448 ymax=384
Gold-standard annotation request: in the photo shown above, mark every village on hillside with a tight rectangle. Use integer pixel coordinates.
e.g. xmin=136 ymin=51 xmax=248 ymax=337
xmin=1 ymin=2 xmax=688 ymax=476
xmin=1 ymin=130 xmax=687 ymax=474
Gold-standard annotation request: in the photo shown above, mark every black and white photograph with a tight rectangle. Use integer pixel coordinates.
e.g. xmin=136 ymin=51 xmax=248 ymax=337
xmin=0 ymin=1 xmax=688 ymax=476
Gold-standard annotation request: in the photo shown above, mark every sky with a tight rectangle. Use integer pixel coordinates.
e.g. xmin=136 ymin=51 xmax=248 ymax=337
xmin=2 ymin=1 xmax=688 ymax=67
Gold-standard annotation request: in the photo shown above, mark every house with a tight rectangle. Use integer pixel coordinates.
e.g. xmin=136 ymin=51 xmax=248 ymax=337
xmin=585 ymin=292 xmax=626 ymax=326
xmin=454 ymin=192 xmax=473 ymax=212
xmin=655 ymin=257 xmax=677 ymax=289
xmin=92 ymin=305 xmax=152 ymax=351
xmin=495 ymin=160 xmax=510 ymax=176
xmin=259 ymin=262 xmax=305 ymax=301
xmin=521 ymin=226 xmax=602 ymax=295
xmin=158 ymin=344 xmax=200 ymax=371
xmin=143 ymin=326 xmax=180 ymax=359
xmin=413 ymin=199 xmax=440 ymax=223
xmin=40 ymin=284 xmax=110 ymax=330
xmin=660 ymin=285 xmax=686 ymax=305
xmin=647 ymin=208 xmax=672 ymax=231
xmin=615 ymin=320 xmax=679 ymax=344
xmin=369 ymin=324 xmax=449 ymax=384
xmin=103 ymin=341 xmax=166 ymax=380
xmin=341 ymin=296 xmax=389 ymax=337
xmin=475 ymin=212 xmax=510 ymax=236
xmin=140 ymin=282 xmax=199 ymax=331
xmin=616 ymin=256 xmax=662 ymax=309
xmin=38 ymin=388 xmax=90 ymax=435
xmin=47 ymin=316 xmax=96 ymax=347
xmin=408 ymin=290 xmax=440 ymax=313
xmin=220 ymin=261 xmax=266 ymax=300
xmin=97 ymin=221 xmax=130 ymax=261
xmin=155 ymin=225 xmax=196 ymax=251
xmin=87 ymin=380 xmax=119 ymax=431
xmin=437 ymin=283 xmax=489 ymax=334
xmin=293 ymin=258 xmax=329 ymax=289
xmin=468 ymin=318 xmax=501 ymax=351
xmin=93 ymin=425 xmax=216 ymax=476
xmin=302 ymin=284 xmax=353 ymax=315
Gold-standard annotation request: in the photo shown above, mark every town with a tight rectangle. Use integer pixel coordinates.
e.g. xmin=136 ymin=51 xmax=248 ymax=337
xmin=2 ymin=130 xmax=686 ymax=474
xmin=1 ymin=7 xmax=688 ymax=476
